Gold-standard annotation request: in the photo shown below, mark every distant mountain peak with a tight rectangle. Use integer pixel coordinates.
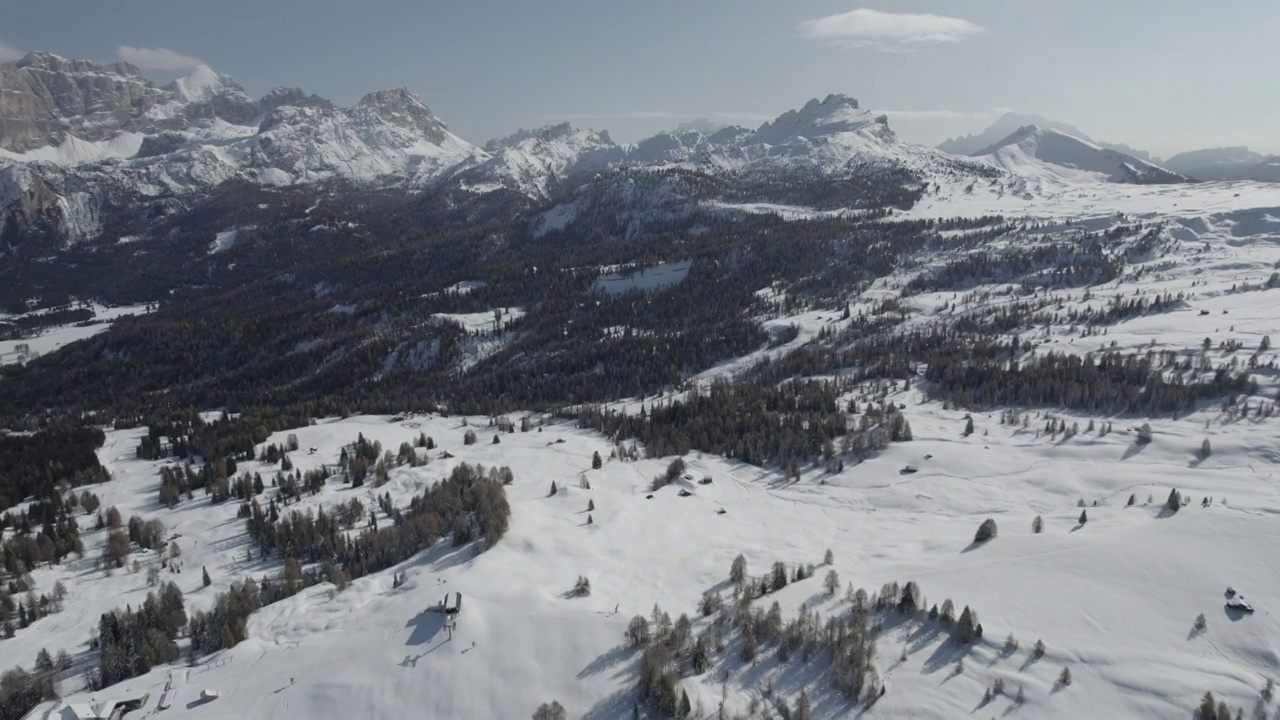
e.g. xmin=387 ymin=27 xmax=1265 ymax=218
xmin=1163 ymin=146 xmax=1275 ymax=181
xmin=484 ymin=123 xmax=614 ymax=153
xmin=976 ymin=124 xmax=1185 ymax=184
xmin=750 ymin=94 xmax=884 ymax=145
xmin=940 ymin=111 xmax=1157 ymax=163
xmin=165 ymin=65 xmax=246 ymax=103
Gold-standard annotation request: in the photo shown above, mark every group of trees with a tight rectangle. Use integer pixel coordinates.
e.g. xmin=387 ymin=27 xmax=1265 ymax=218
xmin=91 ymin=582 xmax=186 ymax=689
xmin=631 ymin=572 xmax=919 ymax=716
xmin=924 ymin=347 xmax=1257 ymax=415
xmin=577 ymin=378 xmax=857 ymax=470
xmin=0 ymin=425 xmax=108 ymax=513
xmin=189 ymin=462 xmax=512 ymax=663
xmin=0 ymin=657 xmax=64 ymax=720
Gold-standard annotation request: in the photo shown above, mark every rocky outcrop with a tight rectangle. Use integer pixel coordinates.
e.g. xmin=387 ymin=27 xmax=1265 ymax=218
xmin=0 ymin=52 xmax=174 ymax=152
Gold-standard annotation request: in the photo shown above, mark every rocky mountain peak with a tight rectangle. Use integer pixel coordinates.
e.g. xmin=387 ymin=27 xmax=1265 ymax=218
xmin=260 ymin=86 xmax=333 ymax=114
xmin=14 ymin=51 xmax=142 ymax=78
xmin=749 ymin=94 xmax=878 ymax=145
xmin=355 ymin=88 xmax=447 ymax=142
xmin=484 ymin=122 xmax=614 ymax=153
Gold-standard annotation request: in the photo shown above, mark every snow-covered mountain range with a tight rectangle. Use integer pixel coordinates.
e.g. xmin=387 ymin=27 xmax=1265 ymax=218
xmin=0 ymin=53 xmax=1247 ymax=247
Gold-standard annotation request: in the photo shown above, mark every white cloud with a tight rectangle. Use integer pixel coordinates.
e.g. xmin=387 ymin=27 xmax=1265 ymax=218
xmin=798 ymin=8 xmax=983 ymax=50
xmin=116 ymin=46 xmax=206 ymax=71
xmin=0 ymin=40 xmax=24 ymax=62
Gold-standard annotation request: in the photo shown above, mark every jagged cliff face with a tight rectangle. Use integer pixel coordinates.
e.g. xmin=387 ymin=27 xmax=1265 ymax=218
xmin=0 ymin=52 xmax=480 ymax=247
xmin=0 ymin=52 xmax=174 ymax=152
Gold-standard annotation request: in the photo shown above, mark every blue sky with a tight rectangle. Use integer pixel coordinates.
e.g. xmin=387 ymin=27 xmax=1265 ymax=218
xmin=3 ymin=1 xmax=1278 ymax=156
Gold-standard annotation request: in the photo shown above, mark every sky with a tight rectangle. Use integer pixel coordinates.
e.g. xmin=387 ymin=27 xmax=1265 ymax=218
xmin=3 ymin=0 xmax=1278 ymax=157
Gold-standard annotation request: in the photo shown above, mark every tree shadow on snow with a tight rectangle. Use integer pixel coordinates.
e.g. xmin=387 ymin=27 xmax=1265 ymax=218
xmin=577 ymin=644 xmax=637 ymax=679
xmin=1120 ymin=443 xmax=1148 ymax=461
xmin=404 ymin=608 xmax=445 ymax=646
xmin=921 ymin=636 xmax=973 ymax=677
xmin=399 ymin=538 xmax=480 ymax=574
xmin=1223 ymin=605 xmax=1251 ymax=622
xmin=582 ymin=688 xmax=638 ymax=720
xmin=961 ymin=539 xmax=990 ymax=553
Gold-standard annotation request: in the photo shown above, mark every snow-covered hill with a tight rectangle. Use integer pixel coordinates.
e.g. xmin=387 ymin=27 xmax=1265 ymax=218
xmin=973 ymin=125 xmax=1188 ymax=185
xmin=13 ymin=394 xmax=1280 ymax=720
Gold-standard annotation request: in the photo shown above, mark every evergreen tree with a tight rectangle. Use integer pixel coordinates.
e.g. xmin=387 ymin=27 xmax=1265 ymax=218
xmin=626 ymin=615 xmax=650 ymax=647
xmin=1199 ymin=692 xmax=1218 ymax=719
xmin=202 ymin=566 xmax=212 ymax=588
xmin=974 ymin=518 xmax=997 ymax=543
xmin=956 ymin=606 xmax=977 ymax=644
xmin=1078 ymin=509 xmax=1088 ymax=525
xmin=1032 ymin=515 xmax=1043 ymax=533
xmin=730 ymin=554 xmax=747 ymax=585
xmin=592 ymin=451 xmax=603 ymax=470
xmin=940 ymin=599 xmax=955 ymax=626
xmin=795 ymin=689 xmax=812 ymax=720
xmin=532 ymin=700 xmax=567 ymax=720
xmin=824 ymin=569 xmax=840 ymax=597
xmin=771 ymin=561 xmax=788 ymax=591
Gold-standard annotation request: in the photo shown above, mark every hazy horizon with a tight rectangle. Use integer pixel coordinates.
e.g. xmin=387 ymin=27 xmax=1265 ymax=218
xmin=4 ymin=0 xmax=1278 ymax=157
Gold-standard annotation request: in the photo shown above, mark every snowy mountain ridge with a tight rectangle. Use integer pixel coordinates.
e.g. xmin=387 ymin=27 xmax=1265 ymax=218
xmin=938 ymin=111 xmax=1157 ymax=162
xmin=0 ymin=55 xmax=1227 ymax=247
xmin=973 ymin=125 xmax=1189 ymax=185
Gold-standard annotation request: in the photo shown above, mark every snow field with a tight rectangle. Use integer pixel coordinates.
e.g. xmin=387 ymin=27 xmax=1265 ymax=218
xmin=8 ymin=399 xmax=1278 ymax=719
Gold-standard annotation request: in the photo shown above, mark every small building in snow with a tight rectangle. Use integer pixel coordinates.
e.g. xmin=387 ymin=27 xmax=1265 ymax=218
xmin=200 ymin=689 xmax=221 ymax=702
xmin=60 ymin=704 xmax=104 ymax=720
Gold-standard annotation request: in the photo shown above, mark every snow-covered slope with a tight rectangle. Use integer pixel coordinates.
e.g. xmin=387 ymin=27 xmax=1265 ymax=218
xmin=14 ymin=394 xmax=1280 ymax=720
xmin=974 ymin=125 xmax=1188 ymax=184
